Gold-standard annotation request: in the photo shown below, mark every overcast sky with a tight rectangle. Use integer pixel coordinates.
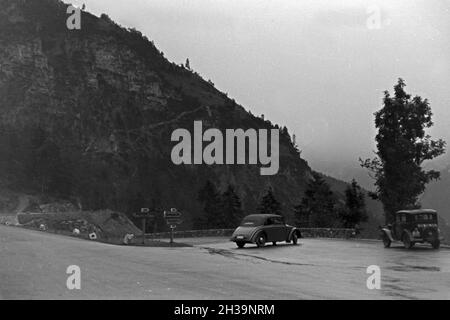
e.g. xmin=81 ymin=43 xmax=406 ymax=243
xmin=66 ymin=0 xmax=450 ymax=174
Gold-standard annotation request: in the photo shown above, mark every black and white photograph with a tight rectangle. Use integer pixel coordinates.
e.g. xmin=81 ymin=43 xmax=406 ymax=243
xmin=0 ymin=0 xmax=449 ymax=307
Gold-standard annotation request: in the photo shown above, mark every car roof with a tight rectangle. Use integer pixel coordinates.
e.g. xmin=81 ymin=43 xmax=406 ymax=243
xmin=396 ymin=209 xmax=437 ymax=215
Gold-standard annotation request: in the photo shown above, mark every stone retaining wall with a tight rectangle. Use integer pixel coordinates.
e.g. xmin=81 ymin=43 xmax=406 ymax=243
xmin=298 ymin=228 xmax=356 ymax=239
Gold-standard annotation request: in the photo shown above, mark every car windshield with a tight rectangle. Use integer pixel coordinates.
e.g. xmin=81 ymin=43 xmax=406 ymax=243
xmin=240 ymin=216 xmax=265 ymax=227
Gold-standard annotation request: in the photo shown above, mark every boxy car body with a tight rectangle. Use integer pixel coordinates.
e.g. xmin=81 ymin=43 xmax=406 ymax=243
xmin=380 ymin=209 xmax=442 ymax=249
xmin=230 ymin=214 xmax=302 ymax=248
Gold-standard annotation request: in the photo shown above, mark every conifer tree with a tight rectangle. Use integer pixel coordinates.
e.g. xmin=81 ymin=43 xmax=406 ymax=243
xmin=220 ymin=185 xmax=243 ymax=228
xmin=294 ymin=173 xmax=336 ymax=227
xmin=339 ymin=179 xmax=368 ymax=228
xmin=258 ymin=187 xmax=282 ymax=216
xmin=196 ymin=180 xmax=221 ymax=229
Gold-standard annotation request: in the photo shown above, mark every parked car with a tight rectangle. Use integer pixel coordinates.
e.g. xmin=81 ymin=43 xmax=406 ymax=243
xmin=380 ymin=209 xmax=443 ymax=249
xmin=230 ymin=214 xmax=302 ymax=248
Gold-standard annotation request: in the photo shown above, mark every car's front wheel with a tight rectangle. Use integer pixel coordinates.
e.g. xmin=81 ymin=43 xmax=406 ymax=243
xmin=255 ymin=233 xmax=266 ymax=247
xmin=236 ymin=241 xmax=245 ymax=249
xmin=291 ymin=233 xmax=298 ymax=245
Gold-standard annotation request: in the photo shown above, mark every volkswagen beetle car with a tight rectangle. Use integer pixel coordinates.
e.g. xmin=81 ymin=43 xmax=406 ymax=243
xmin=230 ymin=214 xmax=302 ymax=248
xmin=380 ymin=209 xmax=443 ymax=249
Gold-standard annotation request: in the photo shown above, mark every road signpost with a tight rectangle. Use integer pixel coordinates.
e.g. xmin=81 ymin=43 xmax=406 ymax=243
xmin=164 ymin=208 xmax=182 ymax=245
xmin=133 ymin=208 xmax=156 ymax=245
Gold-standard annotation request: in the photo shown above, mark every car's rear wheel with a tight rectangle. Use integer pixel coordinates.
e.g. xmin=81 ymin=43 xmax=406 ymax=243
xmin=402 ymin=234 xmax=414 ymax=249
xmin=431 ymin=240 xmax=440 ymax=249
xmin=255 ymin=233 xmax=266 ymax=247
xmin=382 ymin=234 xmax=391 ymax=248
xmin=291 ymin=233 xmax=298 ymax=245
xmin=236 ymin=241 xmax=245 ymax=249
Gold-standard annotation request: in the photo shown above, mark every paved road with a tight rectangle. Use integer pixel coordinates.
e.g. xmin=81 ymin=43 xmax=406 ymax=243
xmin=1 ymin=225 xmax=449 ymax=299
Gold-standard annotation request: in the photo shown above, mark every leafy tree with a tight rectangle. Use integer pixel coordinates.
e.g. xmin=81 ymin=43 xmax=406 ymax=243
xmin=258 ymin=187 xmax=282 ymax=216
xmin=339 ymin=179 xmax=368 ymax=228
xmin=220 ymin=185 xmax=243 ymax=228
xmin=361 ymin=79 xmax=446 ymax=223
xmin=196 ymin=180 xmax=221 ymax=229
xmin=294 ymin=172 xmax=336 ymax=227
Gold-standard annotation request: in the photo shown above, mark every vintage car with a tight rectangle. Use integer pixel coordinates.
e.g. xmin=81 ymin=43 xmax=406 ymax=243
xmin=380 ymin=209 xmax=442 ymax=249
xmin=230 ymin=214 xmax=302 ymax=248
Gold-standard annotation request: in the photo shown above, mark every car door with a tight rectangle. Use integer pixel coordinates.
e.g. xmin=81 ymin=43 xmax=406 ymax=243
xmin=272 ymin=217 xmax=287 ymax=241
xmin=279 ymin=217 xmax=291 ymax=241
xmin=394 ymin=214 xmax=405 ymax=239
xmin=263 ymin=217 xmax=278 ymax=242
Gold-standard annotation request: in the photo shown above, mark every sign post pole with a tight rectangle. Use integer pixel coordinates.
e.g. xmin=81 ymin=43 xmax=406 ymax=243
xmin=142 ymin=218 xmax=146 ymax=245
xmin=170 ymin=226 xmax=174 ymax=246
xmin=164 ymin=208 xmax=182 ymax=246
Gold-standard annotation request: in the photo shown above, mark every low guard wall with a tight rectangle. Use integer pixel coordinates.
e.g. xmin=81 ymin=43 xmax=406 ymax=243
xmin=146 ymin=228 xmax=356 ymax=240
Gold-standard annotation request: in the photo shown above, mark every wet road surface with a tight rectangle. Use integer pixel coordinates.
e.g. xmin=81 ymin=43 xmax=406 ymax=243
xmin=1 ymin=225 xmax=449 ymax=299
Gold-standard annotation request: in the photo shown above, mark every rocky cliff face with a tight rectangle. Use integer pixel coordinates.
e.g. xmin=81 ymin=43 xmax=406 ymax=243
xmin=0 ymin=0 xmax=337 ymax=228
